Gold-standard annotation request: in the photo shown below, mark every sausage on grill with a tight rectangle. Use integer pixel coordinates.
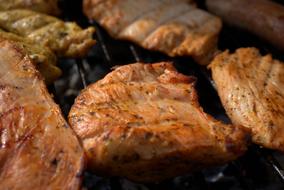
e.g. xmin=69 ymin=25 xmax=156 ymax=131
xmin=0 ymin=0 xmax=60 ymax=15
xmin=206 ymin=0 xmax=284 ymax=51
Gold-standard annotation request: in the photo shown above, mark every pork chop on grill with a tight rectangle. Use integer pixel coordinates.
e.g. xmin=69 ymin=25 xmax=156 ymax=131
xmin=69 ymin=62 xmax=248 ymax=182
xmin=83 ymin=0 xmax=222 ymax=65
xmin=0 ymin=40 xmax=84 ymax=189
xmin=0 ymin=9 xmax=96 ymax=58
xmin=210 ymin=48 xmax=284 ymax=151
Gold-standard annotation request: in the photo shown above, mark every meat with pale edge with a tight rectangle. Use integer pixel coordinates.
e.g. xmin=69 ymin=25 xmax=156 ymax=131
xmin=210 ymin=48 xmax=284 ymax=151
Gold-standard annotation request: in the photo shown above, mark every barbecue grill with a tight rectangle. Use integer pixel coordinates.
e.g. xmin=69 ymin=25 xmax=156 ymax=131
xmin=51 ymin=0 xmax=284 ymax=189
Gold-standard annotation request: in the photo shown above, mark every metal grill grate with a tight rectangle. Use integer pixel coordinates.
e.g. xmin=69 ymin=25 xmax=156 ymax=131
xmin=52 ymin=1 xmax=284 ymax=189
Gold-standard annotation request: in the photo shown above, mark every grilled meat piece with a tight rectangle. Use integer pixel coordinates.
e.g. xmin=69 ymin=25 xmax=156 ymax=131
xmin=0 ymin=9 xmax=96 ymax=58
xmin=206 ymin=0 xmax=284 ymax=51
xmin=0 ymin=0 xmax=60 ymax=15
xmin=210 ymin=48 xmax=284 ymax=151
xmin=0 ymin=29 xmax=60 ymax=84
xmin=69 ymin=62 xmax=248 ymax=182
xmin=0 ymin=40 xmax=84 ymax=190
xmin=83 ymin=0 xmax=222 ymax=65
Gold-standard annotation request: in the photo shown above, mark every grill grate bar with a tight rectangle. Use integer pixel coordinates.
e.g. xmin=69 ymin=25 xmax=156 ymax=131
xmin=260 ymin=149 xmax=284 ymax=182
xmin=76 ymin=59 xmax=88 ymax=88
xmin=129 ymin=45 xmax=142 ymax=62
xmin=92 ymin=22 xmax=112 ymax=65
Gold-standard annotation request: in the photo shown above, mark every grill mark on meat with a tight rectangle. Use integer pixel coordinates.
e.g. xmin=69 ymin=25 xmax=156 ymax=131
xmin=84 ymin=0 xmax=221 ymax=65
xmin=119 ymin=2 xmax=194 ymax=43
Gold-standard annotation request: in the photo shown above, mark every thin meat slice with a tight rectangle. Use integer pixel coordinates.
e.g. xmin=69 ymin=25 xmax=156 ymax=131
xmin=0 ymin=40 xmax=84 ymax=189
xmin=210 ymin=48 xmax=284 ymax=151
xmin=83 ymin=0 xmax=221 ymax=65
xmin=69 ymin=62 xmax=248 ymax=182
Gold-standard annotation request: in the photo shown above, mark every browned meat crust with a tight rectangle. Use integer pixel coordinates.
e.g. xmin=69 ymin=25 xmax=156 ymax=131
xmin=83 ymin=0 xmax=222 ymax=65
xmin=0 ymin=40 xmax=84 ymax=190
xmin=69 ymin=62 xmax=248 ymax=182
xmin=206 ymin=0 xmax=284 ymax=51
xmin=0 ymin=0 xmax=60 ymax=15
xmin=0 ymin=9 xmax=96 ymax=58
xmin=210 ymin=48 xmax=284 ymax=151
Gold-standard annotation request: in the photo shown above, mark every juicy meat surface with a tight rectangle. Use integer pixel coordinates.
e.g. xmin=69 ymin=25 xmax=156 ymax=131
xmin=69 ymin=62 xmax=248 ymax=182
xmin=0 ymin=29 xmax=60 ymax=84
xmin=210 ymin=48 xmax=284 ymax=151
xmin=0 ymin=40 xmax=84 ymax=189
xmin=83 ymin=0 xmax=222 ymax=65
xmin=0 ymin=0 xmax=60 ymax=15
xmin=0 ymin=9 xmax=96 ymax=58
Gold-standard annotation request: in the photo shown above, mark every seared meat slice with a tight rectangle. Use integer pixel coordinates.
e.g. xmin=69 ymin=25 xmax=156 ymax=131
xmin=83 ymin=0 xmax=222 ymax=65
xmin=0 ymin=40 xmax=84 ymax=189
xmin=0 ymin=9 xmax=96 ymax=58
xmin=0 ymin=29 xmax=60 ymax=84
xmin=69 ymin=62 xmax=248 ymax=182
xmin=210 ymin=48 xmax=284 ymax=151
xmin=0 ymin=0 xmax=60 ymax=15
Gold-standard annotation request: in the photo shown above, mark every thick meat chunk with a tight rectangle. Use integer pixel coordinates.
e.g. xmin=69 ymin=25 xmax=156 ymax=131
xmin=69 ymin=62 xmax=248 ymax=182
